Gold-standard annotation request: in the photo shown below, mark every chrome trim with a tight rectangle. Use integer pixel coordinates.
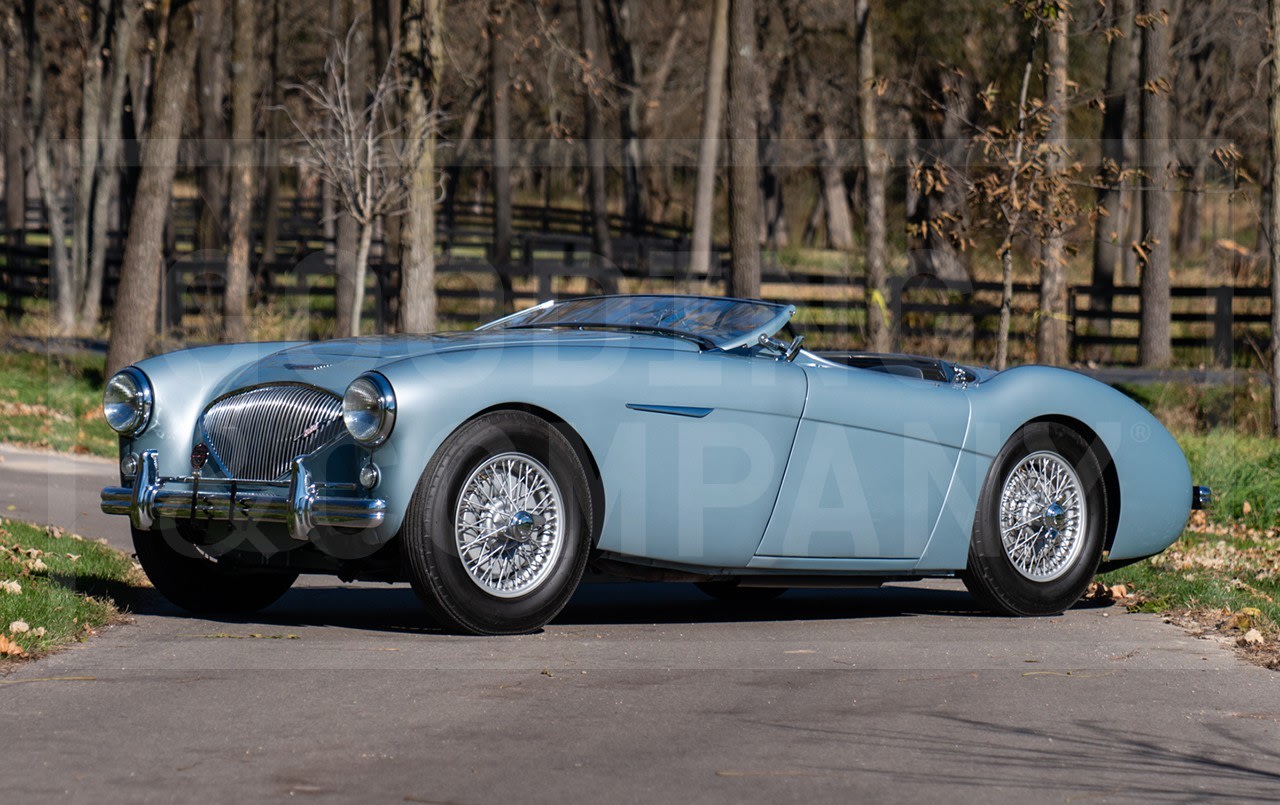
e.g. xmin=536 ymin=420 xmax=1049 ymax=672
xmin=342 ymin=372 xmax=397 ymax=446
xmin=1192 ymin=485 xmax=1213 ymax=511
xmin=101 ymin=450 xmax=385 ymax=539
xmin=625 ymin=403 xmax=714 ymax=418
xmin=104 ymin=366 xmax=154 ymax=436
xmin=200 ymin=383 xmax=345 ymax=481
xmin=998 ymin=450 xmax=1088 ymax=582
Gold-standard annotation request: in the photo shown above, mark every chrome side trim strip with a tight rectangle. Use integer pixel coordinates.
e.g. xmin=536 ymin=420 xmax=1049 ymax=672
xmin=625 ymin=403 xmax=714 ymax=418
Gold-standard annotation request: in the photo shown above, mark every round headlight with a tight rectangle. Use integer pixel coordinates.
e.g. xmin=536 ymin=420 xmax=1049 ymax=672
xmin=103 ymin=367 xmax=153 ymax=435
xmin=343 ymin=373 xmax=396 ymax=446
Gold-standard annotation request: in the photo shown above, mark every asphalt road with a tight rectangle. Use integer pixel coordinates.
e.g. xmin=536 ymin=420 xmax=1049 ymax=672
xmin=2 ymin=443 xmax=1279 ymax=803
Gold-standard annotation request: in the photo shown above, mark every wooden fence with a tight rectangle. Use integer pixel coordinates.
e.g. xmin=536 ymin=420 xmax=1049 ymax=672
xmin=0 ymin=197 xmax=1273 ymax=366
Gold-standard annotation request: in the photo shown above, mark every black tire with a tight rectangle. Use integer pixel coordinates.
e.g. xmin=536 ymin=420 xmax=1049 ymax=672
xmin=132 ymin=526 xmax=298 ymax=615
xmin=400 ymin=410 xmax=595 ymax=635
xmin=695 ymin=580 xmax=788 ymax=603
xmin=962 ymin=422 xmax=1108 ymax=616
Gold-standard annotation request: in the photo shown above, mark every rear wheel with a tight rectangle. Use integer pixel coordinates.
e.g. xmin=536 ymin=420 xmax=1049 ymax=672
xmin=962 ymin=422 xmax=1107 ymax=616
xmin=132 ymin=526 xmax=297 ymax=615
xmin=401 ymin=411 xmax=595 ymax=635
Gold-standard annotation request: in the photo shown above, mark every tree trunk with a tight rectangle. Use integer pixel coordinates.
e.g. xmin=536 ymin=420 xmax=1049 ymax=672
xmin=759 ymin=35 xmax=789 ymax=252
xmin=333 ymin=0 xmax=367 ymax=338
xmin=856 ymin=0 xmax=889 ymax=353
xmin=1037 ymin=10 xmax=1069 ymax=366
xmin=3 ymin=16 xmax=27 ymax=240
xmin=1138 ymin=0 xmax=1172 ymax=368
xmin=1091 ymin=0 xmax=1133 ymax=339
xmin=599 ymin=0 xmax=644 ymax=234
xmin=222 ymin=0 xmax=255 ymax=342
xmin=73 ymin=0 xmax=111 ymax=322
xmin=195 ymin=0 xmax=227 ymax=252
xmin=23 ymin=0 xmax=75 ymax=334
xmin=726 ymin=0 xmax=762 ymax=298
xmin=106 ymin=1 xmax=199 ymax=375
xmin=578 ymin=0 xmax=614 ymax=283
xmin=348 ymin=221 xmax=375 ymax=338
xmin=1176 ymin=157 xmax=1204 ymax=255
xmin=400 ymin=0 xmax=442 ymax=333
xmin=489 ymin=0 xmax=513 ymax=307
xmin=817 ymin=124 xmax=853 ymax=251
xmin=373 ymin=0 xmax=403 ymax=329
xmin=83 ymin=0 xmax=140 ymax=326
xmin=256 ymin=0 xmax=283 ymax=290
xmin=1270 ymin=0 xmax=1280 ymax=436
xmin=690 ymin=0 xmax=729 ymax=278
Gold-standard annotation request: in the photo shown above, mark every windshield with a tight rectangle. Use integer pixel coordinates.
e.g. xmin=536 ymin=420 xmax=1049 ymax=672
xmin=480 ymin=295 xmax=795 ymax=350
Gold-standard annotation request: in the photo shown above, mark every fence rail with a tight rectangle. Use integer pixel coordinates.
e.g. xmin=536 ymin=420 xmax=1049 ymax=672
xmin=0 ymin=197 xmax=1272 ymax=366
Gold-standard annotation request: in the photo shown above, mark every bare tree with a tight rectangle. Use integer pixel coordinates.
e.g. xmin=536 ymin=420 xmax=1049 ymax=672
xmin=1037 ymin=4 xmax=1069 ymax=366
xmin=82 ymin=0 xmax=140 ymax=326
xmin=222 ymin=0 xmax=255 ymax=342
xmin=689 ymin=0 xmax=728 ymax=278
xmin=1270 ymin=0 xmax=1280 ymax=436
xmin=1137 ymin=0 xmax=1172 ymax=368
xmin=1090 ymin=0 xmax=1134 ymax=341
xmin=23 ymin=0 xmax=74 ymax=334
xmin=107 ymin=0 xmax=201 ymax=375
xmin=726 ymin=0 xmax=762 ymax=298
xmin=72 ymin=0 xmax=111 ymax=318
xmin=577 ymin=0 xmax=614 ymax=280
xmin=856 ymin=0 xmax=890 ymax=353
xmin=2 ymin=6 xmax=26 ymax=241
xmin=400 ymin=0 xmax=444 ymax=333
xmin=284 ymin=20 xmax=428 ymax=339
xmin=194 ymin=0 xmax=227 ymax=252
xmin=489 ymin=0 xmax=513 ymax=307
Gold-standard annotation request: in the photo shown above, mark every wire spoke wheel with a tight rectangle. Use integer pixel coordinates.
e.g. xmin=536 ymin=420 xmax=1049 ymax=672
xmin=998 ymin=450 xmax=1088 ymax=582
xmin=454 ymin=452 xmax=565 ymax=598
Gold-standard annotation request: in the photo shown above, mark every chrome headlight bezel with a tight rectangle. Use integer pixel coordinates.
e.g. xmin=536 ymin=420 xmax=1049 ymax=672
xmin=342 ymin=372 xmax=396 ymax=446
xmin=103 ymin=367 xmax=154 ymax=436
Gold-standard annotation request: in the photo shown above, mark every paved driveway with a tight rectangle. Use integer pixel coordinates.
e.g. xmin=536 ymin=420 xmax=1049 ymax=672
xmin=1 ymin=444 xmax=1278 ymax=803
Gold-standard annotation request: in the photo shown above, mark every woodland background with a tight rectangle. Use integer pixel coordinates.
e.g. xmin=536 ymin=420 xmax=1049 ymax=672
xmin=1 ymin=0 xmax=1279 ymax=404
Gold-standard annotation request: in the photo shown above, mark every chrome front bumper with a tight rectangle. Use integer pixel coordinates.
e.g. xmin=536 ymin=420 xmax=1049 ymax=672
xmin=101 ymin=451 xmax=386 ymax=541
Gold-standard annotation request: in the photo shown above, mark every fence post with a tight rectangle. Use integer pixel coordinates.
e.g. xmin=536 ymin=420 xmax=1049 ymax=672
xmin=1211 ymin=285 xmax=1234 ymax=368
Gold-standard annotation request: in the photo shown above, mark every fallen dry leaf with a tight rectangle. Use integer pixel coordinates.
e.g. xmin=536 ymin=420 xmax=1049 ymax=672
xmin=1243 ymin=501 xmax=1253 ymax=516
xmin=9 ymin=620 xmax=30 ymax=634
xmin=1240 ymin=629 xmax=1265 ymax=646
xmin=0 ymin=580 xmax=20 ymax=595
xmin=0 ymin=634 xmax=26 ymax=658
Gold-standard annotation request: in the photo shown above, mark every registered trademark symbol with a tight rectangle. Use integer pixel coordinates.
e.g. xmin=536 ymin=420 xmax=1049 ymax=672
xmin=1131 ymin=423 xmax=1150 ymax=442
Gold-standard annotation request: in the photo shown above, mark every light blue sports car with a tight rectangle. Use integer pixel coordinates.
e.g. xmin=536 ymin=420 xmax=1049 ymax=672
xmin=100 ymin=294 xmax=1208 ymax=634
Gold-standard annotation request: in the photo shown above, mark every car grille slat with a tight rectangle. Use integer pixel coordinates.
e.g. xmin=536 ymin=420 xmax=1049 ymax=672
xmin=200 ymin=385 xmax=345 ymax=481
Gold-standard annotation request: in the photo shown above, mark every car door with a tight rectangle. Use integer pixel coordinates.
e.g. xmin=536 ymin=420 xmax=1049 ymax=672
xmin=753 ymin=360 xmax=971 ymax=562
xmin=590 ymin=346 xmax=809 ymax=569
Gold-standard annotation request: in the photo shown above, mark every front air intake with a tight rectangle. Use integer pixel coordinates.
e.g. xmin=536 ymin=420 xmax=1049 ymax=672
xmin=199 ymin=384 xmax=345 ymax=481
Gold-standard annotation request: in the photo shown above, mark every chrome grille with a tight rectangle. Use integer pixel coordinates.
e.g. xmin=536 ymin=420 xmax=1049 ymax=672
xmin=200 ymin=384 xmax=345 ymax=481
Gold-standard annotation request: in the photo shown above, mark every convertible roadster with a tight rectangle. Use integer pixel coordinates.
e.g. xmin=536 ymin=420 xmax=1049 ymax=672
xmin=101 ymin=294 xmax=1208 ymax=634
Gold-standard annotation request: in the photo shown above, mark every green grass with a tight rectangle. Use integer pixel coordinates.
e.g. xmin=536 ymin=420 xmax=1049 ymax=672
xmin=1100 ymin=430 xmax=1280 ymax=658
xmin=0 ymin=519 xmax=140 ymax=661
xmin=0 ymin=350 xmax=115 ymax=457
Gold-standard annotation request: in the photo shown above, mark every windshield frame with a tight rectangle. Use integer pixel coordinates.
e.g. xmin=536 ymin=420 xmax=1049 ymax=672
xmin=478 ymin=295 xmax=796 ymax=351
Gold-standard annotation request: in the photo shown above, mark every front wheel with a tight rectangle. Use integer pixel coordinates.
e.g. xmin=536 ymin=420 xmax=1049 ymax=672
xmin=401 ymin=411 xmax=595 ymax=635
xmin=962 ymin=422 xmax=1107 ymax=616
xmin=132 ymin=527 xmax=298 ymax=615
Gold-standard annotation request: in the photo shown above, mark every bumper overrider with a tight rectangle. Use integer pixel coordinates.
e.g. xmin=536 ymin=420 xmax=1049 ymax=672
xmin=100 ymin=450 xmax=386 ymax=541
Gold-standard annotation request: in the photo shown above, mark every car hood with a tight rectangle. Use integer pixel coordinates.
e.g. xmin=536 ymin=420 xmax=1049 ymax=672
xmin=219 ymin=328 xmax=696 ymax=395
